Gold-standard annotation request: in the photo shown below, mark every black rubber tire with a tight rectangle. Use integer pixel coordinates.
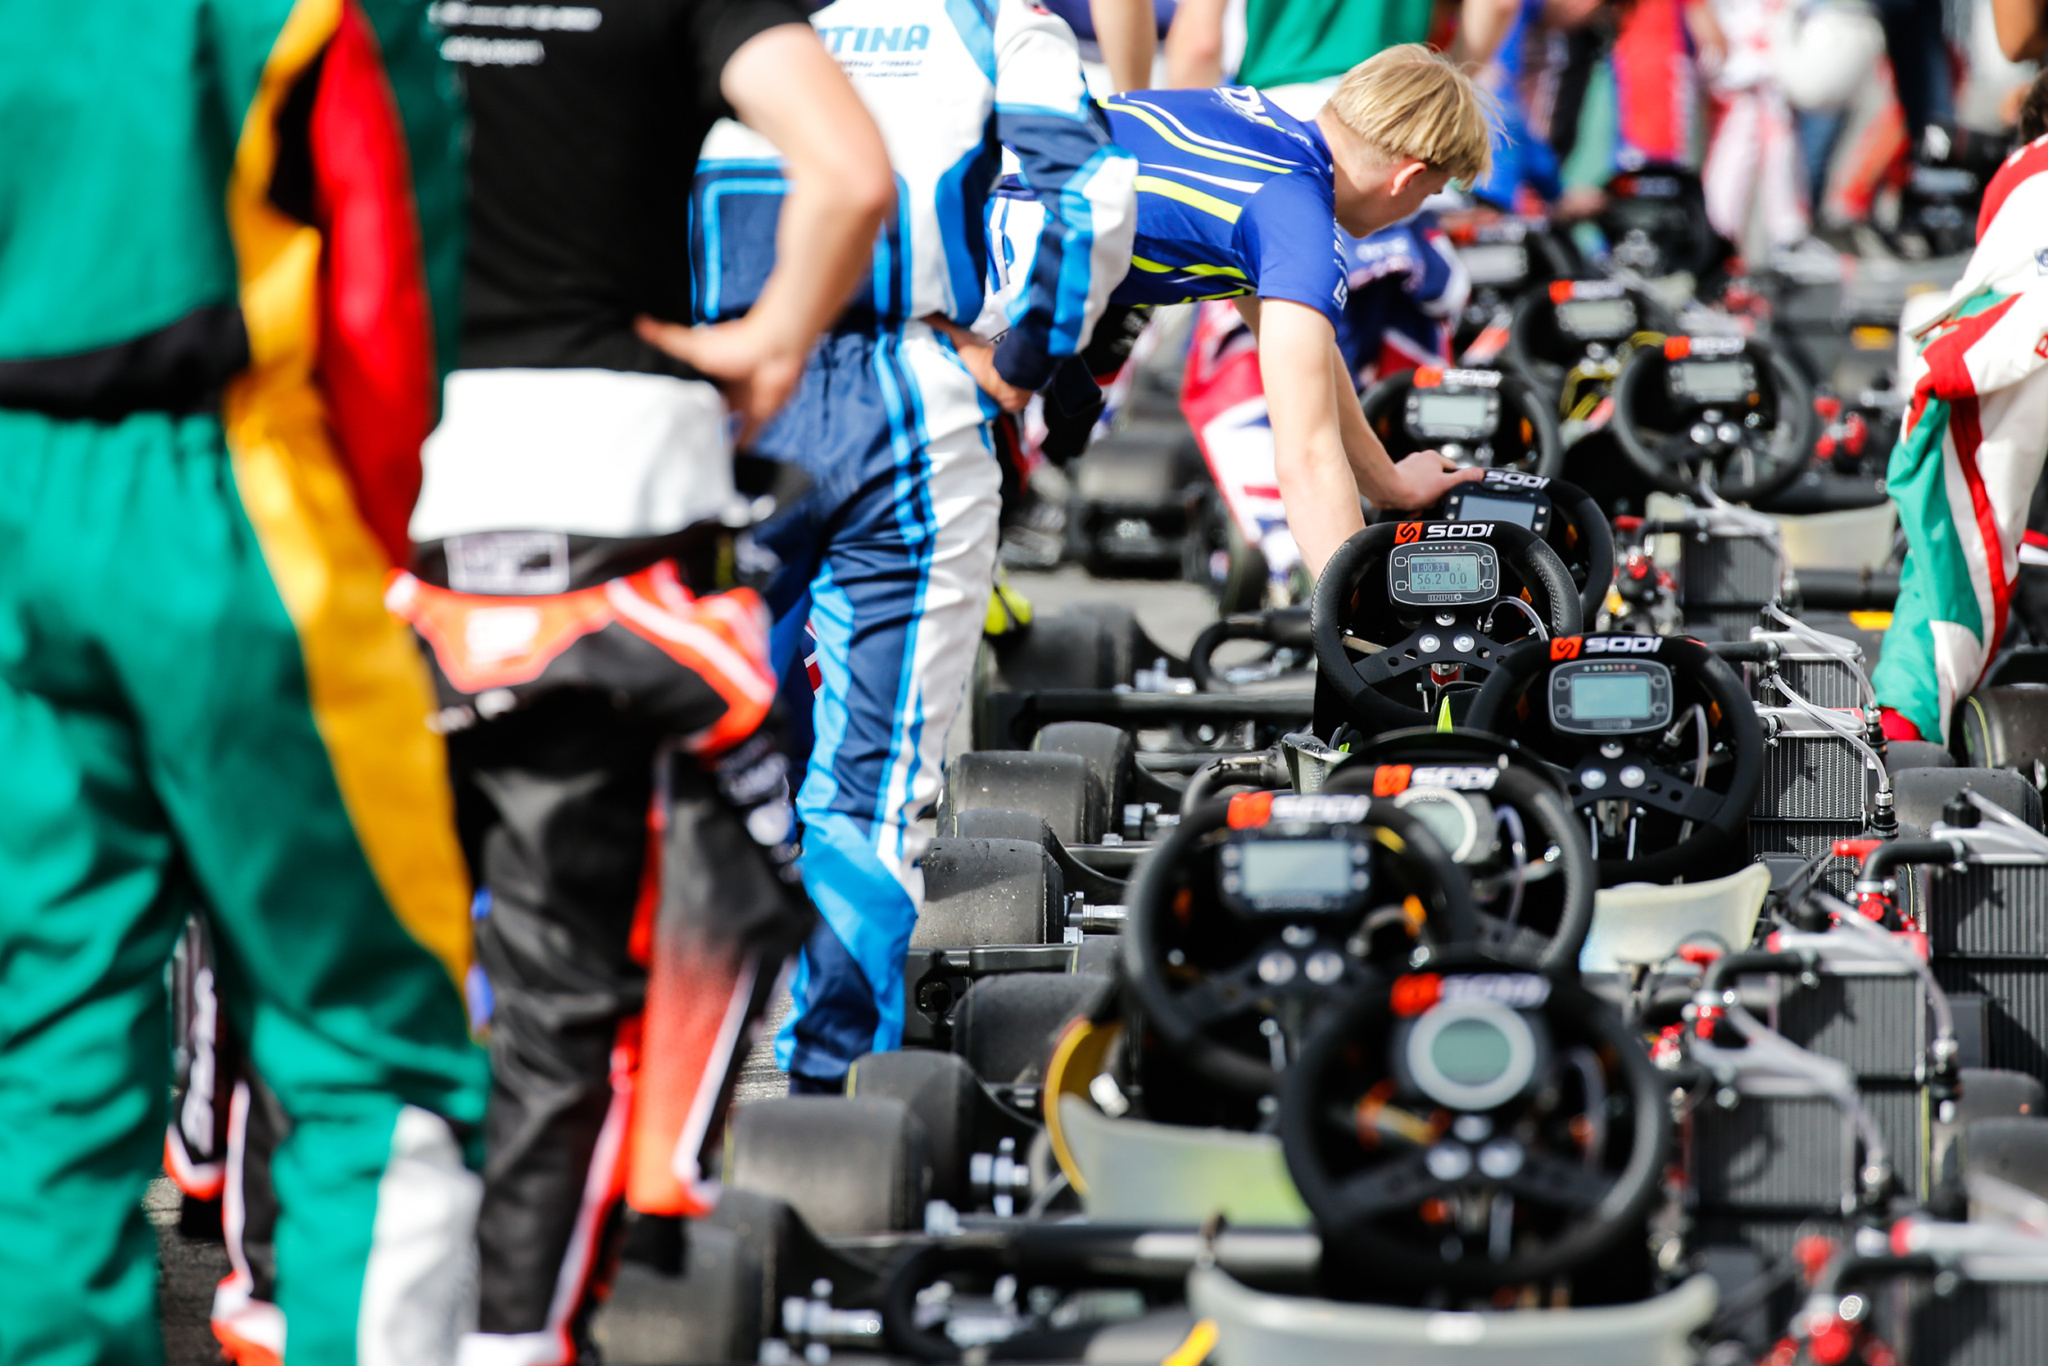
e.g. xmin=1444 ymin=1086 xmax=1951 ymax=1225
xmin=1953 ymin=685 xmax=2048 ymax=781
xmin=1060 ymin=602 xmax=1147 ymax=686
xmin=1033 ymin=721 xmax=1135 ymax=828
xmin=593 ymin=1218 xmax=763 ymax=1364
xmin=1963 ymin=1117 xmax=2048 ymax=1202
xmin=1959 ymin=1068 xmax=2046 ymax=1124
xmin=951 ymin=972 xmax=1109 ymax=1088
xmin=1885 ymin=740 xmax=1956 ymax=775
xmin=849 ymin=1050 xmax=980 ymax=1204
xmin=915 ymin=837 xmax=1060 ymax=948
xmin=1892 ymin=767 xmax=2045 ymax=832
xmin=942 ymin=749 xmax=1103 ymax=845
xmin=725 ymin=1097 xmax=928 ymax=1235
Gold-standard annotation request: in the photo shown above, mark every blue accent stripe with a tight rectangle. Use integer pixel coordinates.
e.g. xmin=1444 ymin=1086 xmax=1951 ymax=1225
xmin=941 ymin=0 xmax=996 ymax=83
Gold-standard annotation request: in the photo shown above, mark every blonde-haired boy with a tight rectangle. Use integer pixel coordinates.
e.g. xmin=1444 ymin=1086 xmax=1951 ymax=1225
xmin=964 ymin=45 xmax=1496 ymax=575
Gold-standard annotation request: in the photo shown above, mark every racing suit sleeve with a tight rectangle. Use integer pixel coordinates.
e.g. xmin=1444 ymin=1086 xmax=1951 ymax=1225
xmin=989 ymin=0 xmax=1139 ymax=392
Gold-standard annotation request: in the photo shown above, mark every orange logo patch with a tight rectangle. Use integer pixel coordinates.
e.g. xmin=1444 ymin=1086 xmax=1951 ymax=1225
xmin=1226 ymin=791 xmax=1274 ymax=827
xmin=1551 ymin=636 xmax=1583 ymax=660
xmin=1372 ymin=764 xmax=1412 ymax=797
xmin=1395 ymin=522 xmax=1425 ymax=545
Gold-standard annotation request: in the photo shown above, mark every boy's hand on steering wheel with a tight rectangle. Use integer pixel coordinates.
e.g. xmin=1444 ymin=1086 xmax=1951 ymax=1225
xmin=1382 ymin=451 xmax=1487 ymax=510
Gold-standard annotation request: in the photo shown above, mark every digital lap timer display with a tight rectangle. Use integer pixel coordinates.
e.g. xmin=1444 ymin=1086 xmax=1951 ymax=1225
xmin=1554 ymin=296 xmax=1636 ymax=339
xmin=1218 ymin=833 xmax=1371 ymax=915
xmin=1406 ymin=389 xmax=1498 ymax=440
xmin=1668 ymin=357 xmax=1756 ymax=405
xmin=1548 ymin=660 xmax=1674 ymax=735
xmin=1390 ymin=542 xmax=1499 ymax=608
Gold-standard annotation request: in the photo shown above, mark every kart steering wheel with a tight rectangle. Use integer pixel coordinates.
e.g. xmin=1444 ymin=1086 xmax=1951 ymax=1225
xmin=1502 ymin=281 xmax=1677 ymax=414
xmin=1321 ymin=732 xmax=1596 ymax=973
xmin=1122 ymin=791 xmax=1479 ymax=1097
xmin=1281 ymin=951 xmax=1669 ymax=1291
xmin=1464 ymin=633 xmax=1763 ymax=886
xmin=1360 ymin=365 xmax=1564 ymax=477
xmin=1311 ymin=520 xmax=1582 ymax=738
xmin=1611 ymin=335 xmax=1816 ymax=504
xmin=1376 ymin=469 xmax=1616 ymax=624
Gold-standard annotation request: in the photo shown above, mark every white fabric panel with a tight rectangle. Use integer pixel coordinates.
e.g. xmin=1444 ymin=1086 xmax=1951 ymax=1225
xmin=412 ymin=369 xmax=736 ymax=540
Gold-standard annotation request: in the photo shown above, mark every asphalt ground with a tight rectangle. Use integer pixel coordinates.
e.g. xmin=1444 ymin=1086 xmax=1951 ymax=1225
xmin=154 ymin=565 xmax=1218 ymax=1363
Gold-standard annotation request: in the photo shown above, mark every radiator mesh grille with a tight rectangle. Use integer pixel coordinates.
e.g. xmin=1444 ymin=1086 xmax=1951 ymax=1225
xmin=1930 ymin=960 xmax=2048 ymax=1077
xmin=1688 ymin=1083 xmax=1922 ymax=1210
xmin=1682 ymin=535 xmax=1780 ymax=608
xmin=1926 ymin=865 xmax=2048 ymax=958
xmin=1758 ymin=972 xmax=1926 ymax=1080
xmin=1768 ymin=658 xmax=1867 ymax=711
xmin=1754 ymin=735 xmax=1873 ymax=821
xmin=1911 ymin=1280 xmax=2048 ymax=1366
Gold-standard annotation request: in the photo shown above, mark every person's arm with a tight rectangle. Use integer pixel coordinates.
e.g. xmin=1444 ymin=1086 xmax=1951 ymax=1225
xmin=637 ymin=25 xmax=893 ymax=437
xmin=1992 ymin=0 xmax=2048 ymax=61
xmin=1449 ymin=0 xmax=1523 ymax=66
xmin=1164 ymin=0 xmax=1227 ymax=87
xmin=1090 ymin=0 xmax=1159 ymax=91
xmin=1245 ymin=298 xmax=1484 ymax=574
xmin=964 ymin=2 xmax=1138 ymax=403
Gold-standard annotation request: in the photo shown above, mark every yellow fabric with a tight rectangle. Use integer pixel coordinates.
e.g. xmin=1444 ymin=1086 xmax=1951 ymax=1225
xmin=1134 ymin=175 xmax=1245 ymax=225
xmin=221 ymin=0 xmax=473 ymax=989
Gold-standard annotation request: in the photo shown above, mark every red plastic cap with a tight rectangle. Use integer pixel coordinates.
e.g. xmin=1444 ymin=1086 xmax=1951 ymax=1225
xmin=1391 ymin=973 xmax=1442 ymax=1017
xmin=1226 ymin=791 xmax=1273 ymax=828
xmin=1879 ymin=708 xmax=1923 ymax=742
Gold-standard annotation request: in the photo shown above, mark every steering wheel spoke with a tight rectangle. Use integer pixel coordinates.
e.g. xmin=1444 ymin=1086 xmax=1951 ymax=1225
xmin=1332 ymin=1150 xmax=1445 ymax=1222
xmin=1504 ymin=1152 xmax=1613 ymax=1212
xmin=1174 ymin=956 xmax=1268 ymax=1030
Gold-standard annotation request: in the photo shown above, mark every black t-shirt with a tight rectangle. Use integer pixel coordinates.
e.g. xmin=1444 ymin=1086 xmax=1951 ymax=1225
xmin=432 ymin=0 xmax=807 ymax=374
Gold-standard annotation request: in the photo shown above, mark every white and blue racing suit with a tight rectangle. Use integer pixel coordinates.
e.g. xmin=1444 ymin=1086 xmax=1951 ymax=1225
xmin=692 ymin=0 xmax=1136 ymax=1085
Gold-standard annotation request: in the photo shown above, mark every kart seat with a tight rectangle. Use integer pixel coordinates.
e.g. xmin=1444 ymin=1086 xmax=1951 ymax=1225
xmin=1188 ymin=1264 xmax=1717 ymax=1366
xmin=1054 ymin=1096 xmax=1310 ymax=1227
xmin=1578 ymin=863 xmax=1771 ymax=974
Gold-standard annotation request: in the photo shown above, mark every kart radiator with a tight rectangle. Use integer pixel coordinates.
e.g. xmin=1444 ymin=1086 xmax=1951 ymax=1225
xmin=1907 ymin=1278 xmax=2048 ymax=1366
xmin=1753 ymin=726 xmax=1874 ymax=822
xmin=1746 ymin=631 xmax=1871 ymax=712
xmin=1923 ymin=863 xmax=2048 ymax=958
xmin=1746 ymin=966 xmax=1927 ymax=1082
xmin=1930 ymin=960 xmax=2048 ymax=1076
xmin=1680 ymin=532 xmax=1779 ymax=637
xmin=1688 ymin=1081 xmax=1924 ymax=1211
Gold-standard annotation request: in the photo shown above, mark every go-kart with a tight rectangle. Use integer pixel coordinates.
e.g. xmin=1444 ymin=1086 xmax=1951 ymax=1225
xmin=1611 ymin=334 xmax=1817 ymax=509
xmin=1310 ymin=518 xmax=1583 ymax=738
xmin=1372 ymin=468 xmax=1617 ymax=626
xmin=1438 ymin=211 xmax=1586 ymax=363
xmin=1360 ymin=363 xmax=1565 ymax=479
xmin=1465 ymin=632 xmax=1763 ymax=886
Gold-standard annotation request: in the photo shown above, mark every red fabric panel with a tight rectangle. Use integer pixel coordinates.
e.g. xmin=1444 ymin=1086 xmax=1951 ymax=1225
xmin=1977 ymin=135 xmax=2048 ymax=242
xmin=308 ymin=0 xmax=438 ymax=566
